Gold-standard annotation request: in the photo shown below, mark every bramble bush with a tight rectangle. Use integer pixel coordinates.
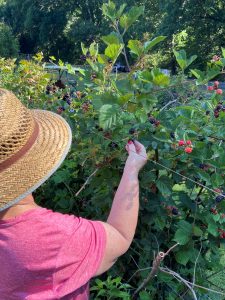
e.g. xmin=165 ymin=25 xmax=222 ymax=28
xmin=1 ymin=1 xmax=225 ymax=299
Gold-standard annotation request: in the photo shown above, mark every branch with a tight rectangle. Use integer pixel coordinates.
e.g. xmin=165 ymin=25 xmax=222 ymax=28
xmin=160 ymin=267 xmax=225 ymax=297
xmin=160 ymin=99 xmax=178 ymax=112
xmin=75 ymin=168 xmax=99 ymax=197
xmin=132 ymin=243 xmax=179 ymax=299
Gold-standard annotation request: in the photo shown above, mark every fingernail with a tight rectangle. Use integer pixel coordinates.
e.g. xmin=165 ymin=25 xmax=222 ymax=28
xmin=128 ymin=140 xmax=133 ymax=144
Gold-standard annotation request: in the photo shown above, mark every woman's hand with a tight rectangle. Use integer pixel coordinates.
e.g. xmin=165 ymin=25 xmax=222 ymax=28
xmin=125 ymin=140 xmax=148 ymax=174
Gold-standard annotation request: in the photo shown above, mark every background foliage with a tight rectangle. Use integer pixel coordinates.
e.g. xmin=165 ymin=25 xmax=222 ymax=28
xmin=1 ymin=0 xmax=225 ymax=68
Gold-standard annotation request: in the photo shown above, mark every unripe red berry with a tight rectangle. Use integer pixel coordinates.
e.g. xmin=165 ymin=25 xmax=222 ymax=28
xmin=207 ymin=86 xmax=214 ymax=91
xmin=214 ymin=81 xmax=219 ymax=87
xmin=184 ymin=147 xmax=193 ymax=154
xmin=216 ymin=89 xmax=223 ymax=95
xmin=178 ymin=140 xmax=185 ymax=146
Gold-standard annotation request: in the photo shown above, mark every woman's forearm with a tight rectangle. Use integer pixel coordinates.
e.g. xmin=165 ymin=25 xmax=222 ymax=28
xmin=107 ymin=163 xmax=139 ymax=244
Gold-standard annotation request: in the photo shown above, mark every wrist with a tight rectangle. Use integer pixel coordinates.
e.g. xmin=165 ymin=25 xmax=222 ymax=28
xmin=124 ymin=162 xmax=139 ymax=178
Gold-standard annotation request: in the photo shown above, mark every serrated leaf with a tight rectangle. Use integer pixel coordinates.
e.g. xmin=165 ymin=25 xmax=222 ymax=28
xmin=105 ymin=44 xmax=124 ymax=61
xmin=151 ymin=68 xmax=170 ymax=86
xmin=120 ymin=6 xmax=144 ymax=31
xmin=144 ymin=36 xmax=166 ymax=52
xmin=97 ymin=54 xmax=108 ymax=64
xmin=208 ymin=222 xmax=218 ymax=237
xmin=102 ymin=32 xmax=121 ymax=45
xmin=81 ymin=42 xmax=88 ymax=55
xmin=99 ymin=104 xmax=121 ymax=129
xmin=138 ymin=70 xmax=153 ymax=82
xmin=175 ymin=249 xmax=191 ymax=265
xmin=193 ymin=226 xmax=203 ymax=237
xmin=174 ymin=228 xmax=191 ymax=245
xmin=222 ymin=47 xmax=225 ymax=58
xmin=156 ymin=176 xmax=172 ymax=195
xmin=128 ymin=40 xmax=143 ymax=56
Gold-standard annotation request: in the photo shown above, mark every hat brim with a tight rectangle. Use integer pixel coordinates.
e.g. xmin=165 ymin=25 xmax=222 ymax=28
xmin=0 ymin=109 xmax=72 ymax=211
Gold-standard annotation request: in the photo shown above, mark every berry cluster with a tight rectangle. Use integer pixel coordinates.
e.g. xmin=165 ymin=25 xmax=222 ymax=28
xmin=148 ymin=115 xmax=160 ymax=127
xmin=82 ymin=101 xmax=92 ymax=113
xmin=57 ymin=107 xmax=65 ymax=114
xmin=178 ymin=140 xmax=193 ymax=153
xmin=63 ymin=93 xmax=72 ymax=105
xmin=166 ymin=205 xmax=179 ymax=216
xmin=213 ymin=102 xmax=225 ymax=118
xmin=207 ymin=81 xmax=222 ymax=95
xmin=199 ymin=163 xmax=210 ymax=171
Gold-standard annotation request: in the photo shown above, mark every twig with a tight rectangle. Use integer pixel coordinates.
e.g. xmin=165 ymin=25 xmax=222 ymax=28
xmin=160 ymin=268 xmax=198 ymax=300
xmin=132 ymin=243 xmax=179 ymax=299
xmin=160 ymin=99 xmax=178 ymax=112
xmin=160 ymin=267 xmax=225 ymax=297
xmin=75 ymin=168 xmax=99 ymax=196
xmin=192 ymin=242 xmax=202 ymax=288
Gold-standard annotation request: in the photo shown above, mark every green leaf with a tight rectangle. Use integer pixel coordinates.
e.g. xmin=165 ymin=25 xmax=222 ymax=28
xmin=128 ymin=40 xmax=143 ymax=57
xmin=120 ymin=6 xmax=144 ymax=31
xmin=81 ymin=42 xmax=88 ymax=55
xmin=144 ymin=36 xmax=166 ymax=52
xmin=222 ymin=47 xmax=225 ymax=58
xmin=102 ymin=1 xmax=116 ymax=22
xmin=193 ymin=226 xmax=203 ymax=237
xmin=174 ymin=220 xmax=192 ymax=245
xmin=156 ymin=176 xmax=172 ymax=195
xmin=99 ymin=104 xmax=121 ymax=129
xmin=208 ymin=222 xmax=219 ymax=237
xmin=89 ymin=42 xmax=98 ymax=57
xmin=97 ymin=54 xmax=108 ymax=64
xmin=138 ymin=70 xmax=153 ymax=82
xmin=175 ymin=249 xmax=191 ymax=265
xmin=105 ymin=44 xmax=124 ymax=61
xmin=174 ymin=228 xmax=190 ymax=245
xmin=151 ymin=68 xmax=170 ymax=86
xmin=173 ymin=49 xmax=197 ymax=71
xmin=102 ymin=32 xmax=121 ymax=45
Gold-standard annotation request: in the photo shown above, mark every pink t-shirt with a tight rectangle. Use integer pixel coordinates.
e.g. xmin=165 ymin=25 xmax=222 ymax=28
xmin=0 ymin=207 xmax=106 ymax=300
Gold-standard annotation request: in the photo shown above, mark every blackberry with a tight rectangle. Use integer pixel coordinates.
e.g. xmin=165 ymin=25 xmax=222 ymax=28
xmin=216 ymin=104 xmax=223 ymax=111
xmin=129 ymin=128 xmax=136 ymax=135
xmin=172 ymin=207 xmax=179 ymax=215
xmin=109 ymin=142 xmax=119 ymax=149
xmin=170 ymin=132 xmax=175 ymax=139
xmin=206 ymin=110 xmax=210 ymax=115
xmin=149 ymin=117 xmax=156 ymax=124
xmin=215 ymin=195 xmax=225 ymax=203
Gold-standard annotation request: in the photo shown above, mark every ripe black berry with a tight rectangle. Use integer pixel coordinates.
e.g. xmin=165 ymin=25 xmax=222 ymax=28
xmin=206 ymin=110 xmax=210 ymax=115
xmin=172 ymin=208 xmax=179 ymax=215
xmin=109 ymin=142 xmax=119 ymax=149
xmin=170 ymin=132 xmax=175 ymax=139
xmin=149 ymin=117 xmax=156 ymax=124
xmin=129 ymin=128 xmax=136 ymax=135
xmin=216 ymin=104 xmax=223 ymax=111
xmin=215 ymin=195 xmax=225 ymax=203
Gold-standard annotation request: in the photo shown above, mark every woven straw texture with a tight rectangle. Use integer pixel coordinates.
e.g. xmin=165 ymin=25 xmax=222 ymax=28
xmin=0 ymin=89 xmax=72 ymax=211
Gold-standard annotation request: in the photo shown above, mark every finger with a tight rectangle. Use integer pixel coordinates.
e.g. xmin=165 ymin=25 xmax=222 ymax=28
xmin=127 ymin=140 xmax=137 ymax=153
xmin=133 ymin=140 xmax=145 ymax=153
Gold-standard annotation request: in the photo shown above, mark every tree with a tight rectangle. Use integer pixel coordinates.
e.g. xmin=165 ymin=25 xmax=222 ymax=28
xmin=0 ymin=22 xmax=19 ymax=57
xmin=158 ymin=0 xmax=225 ymax=68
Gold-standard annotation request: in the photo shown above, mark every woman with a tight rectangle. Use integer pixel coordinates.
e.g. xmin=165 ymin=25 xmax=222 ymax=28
xmin=0 ymin=89 xmax=147 ymax=299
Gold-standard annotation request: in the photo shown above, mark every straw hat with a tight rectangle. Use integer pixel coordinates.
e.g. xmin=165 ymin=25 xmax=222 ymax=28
xmin=0 ymin=89 xmax=72 ymax=211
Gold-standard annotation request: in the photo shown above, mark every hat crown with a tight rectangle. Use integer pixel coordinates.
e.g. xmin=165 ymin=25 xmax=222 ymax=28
xmin=0 ymin=89 xmax=35 ymax=164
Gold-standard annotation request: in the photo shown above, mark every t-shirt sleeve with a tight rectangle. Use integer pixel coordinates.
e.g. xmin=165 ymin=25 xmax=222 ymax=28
xmin=52 ymin=217 xmax=106 ymax=298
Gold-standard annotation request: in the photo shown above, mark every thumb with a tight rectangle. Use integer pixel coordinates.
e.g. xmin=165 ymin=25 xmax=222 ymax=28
xmin=127 ymin=140 xmax=136 ymax=154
